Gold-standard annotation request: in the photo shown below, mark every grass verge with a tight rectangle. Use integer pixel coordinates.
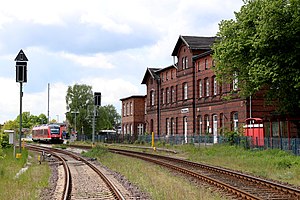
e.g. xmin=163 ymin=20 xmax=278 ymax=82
xmin=0 ymin=147 xmax=51 ymax=200
xmin=106 ymin=142 xmax=300 ymax=186
xmin=178 ymin=144 xmax=300 ymax=186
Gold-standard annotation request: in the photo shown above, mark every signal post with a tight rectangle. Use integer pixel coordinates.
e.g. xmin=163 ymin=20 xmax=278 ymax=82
xmin=92 ymin=92 xmax=101 ymax=146
xmin=15 ymin=50 xmax=28 ymax=156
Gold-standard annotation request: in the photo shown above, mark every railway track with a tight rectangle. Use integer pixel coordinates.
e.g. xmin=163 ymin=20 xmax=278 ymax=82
xmin=27 ymin=144 xmax=125 ymax=200
xmin=108 ymin=148 xmax=300 ymax=200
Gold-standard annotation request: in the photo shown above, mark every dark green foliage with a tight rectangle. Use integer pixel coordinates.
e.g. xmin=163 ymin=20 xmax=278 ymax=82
xmin=224 ymin=131 xmax=240 ymax=145
xmin=213 ymin=0 xmax=300 ymax=114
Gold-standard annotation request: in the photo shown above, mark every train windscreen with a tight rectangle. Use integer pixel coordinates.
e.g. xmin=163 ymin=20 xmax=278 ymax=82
xmin=50 ymin=125 xmax=60 ymax=134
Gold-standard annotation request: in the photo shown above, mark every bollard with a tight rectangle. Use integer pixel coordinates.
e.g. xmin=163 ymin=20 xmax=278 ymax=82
xmin=38 ymin=155 xmax=41 ymax=164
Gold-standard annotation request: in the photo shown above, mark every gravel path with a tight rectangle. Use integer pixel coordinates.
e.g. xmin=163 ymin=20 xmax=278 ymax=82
xmin=39 ymin=148 xmax=150 ymax=200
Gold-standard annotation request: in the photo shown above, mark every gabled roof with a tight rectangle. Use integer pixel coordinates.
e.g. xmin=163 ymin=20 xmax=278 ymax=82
xmin=171 ymin=35 xmax=217 ymax=56
xmin=192 ymin=50 xmax=213 ymax=60
xmin=141 ymin=67 xmax=161 ymax=84
xmin=156 ymin=65 xmax=176 ymax=73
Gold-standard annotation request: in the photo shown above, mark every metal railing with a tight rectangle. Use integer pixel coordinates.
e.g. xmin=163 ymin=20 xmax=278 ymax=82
xmin=75 ymin=134 xmax=300 ymax=156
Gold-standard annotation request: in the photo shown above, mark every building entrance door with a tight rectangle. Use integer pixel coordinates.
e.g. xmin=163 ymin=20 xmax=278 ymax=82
xmin=184 ymin=117 xmax=188 ymax=143
xmin=213 ymin=115 xmax=218 ymax=143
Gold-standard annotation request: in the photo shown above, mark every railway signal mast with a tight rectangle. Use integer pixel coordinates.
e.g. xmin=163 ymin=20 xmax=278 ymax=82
xmin=15 ymin=49 xmax=28 ymax=154
xmin=93 ymin=92 xmax=101 ymax=145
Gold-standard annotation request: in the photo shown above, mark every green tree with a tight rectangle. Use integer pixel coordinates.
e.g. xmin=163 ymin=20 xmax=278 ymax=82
xmin=37 ymin=114 xmax=48 ymax=125
xmin=65 ymin=84 xmax=94 ymax=134
xmin=16 ymin=112 xmax=32 ymax=129
xmin=212 ymin=0 xmax=300 ymax=114
xmin=96 ymin=105 xmax=121 ymax=131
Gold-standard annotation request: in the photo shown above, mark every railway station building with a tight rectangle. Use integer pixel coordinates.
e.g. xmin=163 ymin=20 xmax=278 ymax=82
xmin=121 ymin=35 xmax=300 ymax=141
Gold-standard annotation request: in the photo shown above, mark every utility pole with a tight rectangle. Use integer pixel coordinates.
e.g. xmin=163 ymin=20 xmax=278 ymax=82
xmin=48 ymin=83 xmax=50 ymax=124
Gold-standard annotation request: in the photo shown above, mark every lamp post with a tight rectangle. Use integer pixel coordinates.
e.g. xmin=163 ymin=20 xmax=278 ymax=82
xmin=15 ymin=49 xmax=28 ymax=154
xmin=71 ymin=111 xmax=79 ymax=134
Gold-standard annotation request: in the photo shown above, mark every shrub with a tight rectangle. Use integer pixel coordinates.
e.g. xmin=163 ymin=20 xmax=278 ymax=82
xmin=224 ymin=131 xmax=240 ymax=145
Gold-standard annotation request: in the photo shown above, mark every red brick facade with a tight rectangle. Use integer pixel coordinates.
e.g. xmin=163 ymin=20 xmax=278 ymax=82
xmin=120 ymin=95 xmax=146 ymax=138
xmin=122 ymin=35 xmax=299 ymax=139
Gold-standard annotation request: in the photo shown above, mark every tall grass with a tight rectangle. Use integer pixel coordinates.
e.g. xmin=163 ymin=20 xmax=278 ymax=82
xmin=176 ymin=144 xmax=300 ymax=185
xmin=0 ymin=147 xmax=50 ymax=200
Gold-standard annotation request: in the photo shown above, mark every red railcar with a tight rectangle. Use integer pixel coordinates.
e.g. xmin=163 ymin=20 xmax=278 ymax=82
xmin=32 ymin=124 xmax=63 ymax=143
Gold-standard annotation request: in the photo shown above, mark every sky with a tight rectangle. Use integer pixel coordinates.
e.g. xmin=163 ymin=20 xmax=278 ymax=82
xmin=0 ymin=0 xmax=244 ymax=124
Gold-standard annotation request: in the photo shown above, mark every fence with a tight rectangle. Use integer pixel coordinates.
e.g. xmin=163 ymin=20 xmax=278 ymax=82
xmin=76 ymin=134 xmax=300 ymax=156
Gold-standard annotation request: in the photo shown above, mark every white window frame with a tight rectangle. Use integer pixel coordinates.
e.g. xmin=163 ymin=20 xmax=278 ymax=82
xmin=233 ymin=112 xmax=238 ymax=132
xmin=199 ymin=80 xmax=202 ymax=98
xmin=206 ymin=79 xmax=209 ymax=97
xmin=184 ymin=117 xmax=188 ymax=143
xmin=199 ymin=116 xmax=202 ymax=136
xmin=130 ymin=102 xmax=132 ymax=115
xmin=205 ymin=59 xmax=208 ymax=70
xmin=151 ymin=90 xmax=155 ymax=106
xmin=166 ymin=118 xmax=170 ymax=136
xmin=206 ymin=115 xmax=210 ymax=133
xmin=137 ymin=123 xmax=144 ymax=135
xmin=185 ymin=56 xmax=188 ymax=68
xmin=130 ymin=124 xmax=133 ymax=136
xmin=213 ymin=77 xmax=217 ymax=95
xmin=167 ymin=88 xmax=170 ymax=104
xmin=183 ymin=83 xmax=188 ymax=100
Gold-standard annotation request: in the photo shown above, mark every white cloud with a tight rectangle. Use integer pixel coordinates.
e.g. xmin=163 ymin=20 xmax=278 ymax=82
xmin=80 ymin=14 xmax=132 ymax=34
xmin=60 ymin=52 xmax=115 ymax=69
xmin=0 ymin=77 xmax=20 ymax=123
xmin=0 ymin=0 xmax=245 ymax=124
xmin=78 ymin=77 xmax=144 ymax=112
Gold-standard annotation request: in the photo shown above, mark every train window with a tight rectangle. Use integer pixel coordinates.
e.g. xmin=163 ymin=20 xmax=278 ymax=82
xmin=50 ymin=125 xmax=60 ymax=134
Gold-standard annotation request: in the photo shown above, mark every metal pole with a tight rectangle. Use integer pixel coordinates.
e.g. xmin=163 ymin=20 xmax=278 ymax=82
xmin=47 ymin=83 xmax=50 ymax=123
xmin=250 ymin=95 xmax=252 ymax=118
xmin=92 ymin=105 xmax=95 ymax=144
xmin=19 ymin=82 xmax=22 ymax=153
